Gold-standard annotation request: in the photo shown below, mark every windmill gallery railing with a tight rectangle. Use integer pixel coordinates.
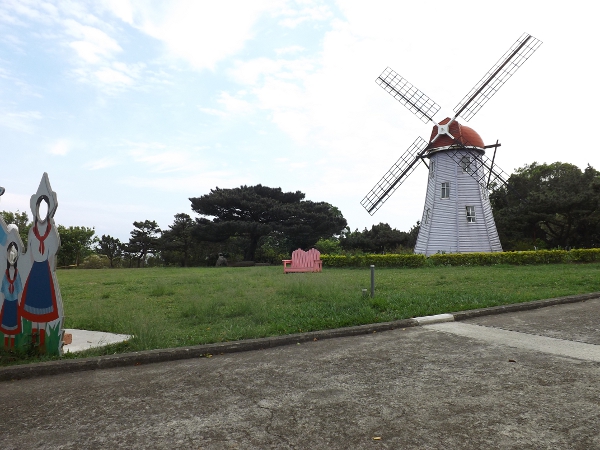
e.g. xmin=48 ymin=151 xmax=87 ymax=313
xmin=0 ymin=173 xmax=64 ymax=356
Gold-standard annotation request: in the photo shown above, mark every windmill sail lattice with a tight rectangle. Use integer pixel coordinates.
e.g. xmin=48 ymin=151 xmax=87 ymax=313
xmin=376 ymin=69 xmax=440 ymax=123
xmin=453 ymin=33 xmax=542 ymax=122
xmin=361 ymin=137 xmax=428 ymax=215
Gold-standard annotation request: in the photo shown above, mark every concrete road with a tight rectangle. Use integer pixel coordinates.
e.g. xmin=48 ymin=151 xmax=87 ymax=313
xmin=2 ymin=299 xmax=600 ymax=449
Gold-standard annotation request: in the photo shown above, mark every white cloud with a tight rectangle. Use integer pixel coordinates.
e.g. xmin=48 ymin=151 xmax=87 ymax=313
xmin=275 ymin=45 xmax=305 ymax=56
xmin=0 ymin=0 xmax=58 ymax=25
xmin=0 ymin=110 xmax=42 ymax=133
xmin=85 ymin=157 xmax=119 ymax=170
xmin=217 ymin=91 xmax=253 ymax=114
xmin=64 ymin=19 xmax=122 ymax=63
xmin=101 ymin=0 xmax=134 ymax=25
xmin=276 ymin=0 xmax=332 ymax=28
xmin=94 ymin=66 xmax=133 ymax=85
xmin=69 ymin=40 xmax=111 ymax=64
xmin=105 ymin=0 xmax=285 ymax=71
xmin=126 ymin=141 xmax=211 ymax=174
xmin=229 ymin=56 xmax=315 ymax=86
xmin=49 ymin=139 xmax=71 ymax=156
xmin=121 ymin=172 xmax=245 ymax=194
xmin=229 ymin=58 xmax=282 ymax=86
xmin=198 ymin=91 xmax=254 ymax=118
xmin=197 ymin=107 xmax=227 ymax=118
xmin=1 ymin=2 xmax=158 ymax=93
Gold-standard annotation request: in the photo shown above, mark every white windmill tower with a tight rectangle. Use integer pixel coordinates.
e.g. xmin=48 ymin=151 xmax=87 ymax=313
xmin=361 ymin=33 xmax=542 ymax=255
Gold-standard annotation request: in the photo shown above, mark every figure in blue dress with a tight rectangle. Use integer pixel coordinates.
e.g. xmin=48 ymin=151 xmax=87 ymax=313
xmin=0 ymin=227 xmax=24 ymax=349
xmin=20 ymin=173 xmax=63 ymax=354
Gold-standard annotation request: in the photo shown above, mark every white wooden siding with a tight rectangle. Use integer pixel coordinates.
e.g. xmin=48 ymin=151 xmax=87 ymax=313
xmin=415 ymin=149 xmax=503 ymax=256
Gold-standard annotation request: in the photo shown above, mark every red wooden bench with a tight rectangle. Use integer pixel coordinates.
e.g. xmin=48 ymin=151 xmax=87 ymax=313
xmin=283 ymin=248 xmax=323 ymax=273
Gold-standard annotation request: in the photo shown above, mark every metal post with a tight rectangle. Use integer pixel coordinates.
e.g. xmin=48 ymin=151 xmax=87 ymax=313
xmin=370 ymin=265 xmax=375 ymax=298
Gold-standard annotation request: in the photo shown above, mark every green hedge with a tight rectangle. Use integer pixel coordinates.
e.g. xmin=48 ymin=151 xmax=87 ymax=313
xmin=321 ymin=254 xmax=426 ymax=268
xmin=321 ymin=248 xmax=600 ymax=268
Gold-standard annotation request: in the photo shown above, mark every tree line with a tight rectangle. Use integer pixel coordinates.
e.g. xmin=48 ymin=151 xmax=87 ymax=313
xmin=490 ymin=162 xmax=600 ymax=250
xmin=1 ymin=161 xmax=598 ymax=268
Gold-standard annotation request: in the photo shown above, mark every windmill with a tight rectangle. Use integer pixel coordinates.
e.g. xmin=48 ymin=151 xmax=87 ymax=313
xmin=361 ymin=33 xmax=542 ymax=255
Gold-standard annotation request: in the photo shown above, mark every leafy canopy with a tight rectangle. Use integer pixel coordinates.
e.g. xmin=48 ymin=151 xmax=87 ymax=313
xmin=490 ymin=162 xmax=600 ymax=249
xmin=340 ymin=222 xmax=419 ymax=254
xmin=127 ymin=220 xmax=161 ymax=267
xmin=57 ymin=225 xmax=97 ymax=267
xmin=190 ymin=185 xmax=347 ymax=261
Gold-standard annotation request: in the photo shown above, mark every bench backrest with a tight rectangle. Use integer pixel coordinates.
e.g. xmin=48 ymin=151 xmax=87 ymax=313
xmin=291 ymin=248 xmax=321 ymax=268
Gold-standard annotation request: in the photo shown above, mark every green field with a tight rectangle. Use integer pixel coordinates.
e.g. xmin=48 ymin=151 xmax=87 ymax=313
xmin=2 ymin=263 xmax=600 ymax=366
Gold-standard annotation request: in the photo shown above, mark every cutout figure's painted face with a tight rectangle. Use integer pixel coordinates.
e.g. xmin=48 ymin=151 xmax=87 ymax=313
xmin=7 ymin=242 xmax=18 ymax=266
xmin=36 ymin=195 xmax=50 ymax=223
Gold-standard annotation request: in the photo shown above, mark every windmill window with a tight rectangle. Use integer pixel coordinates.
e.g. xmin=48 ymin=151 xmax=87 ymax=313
xmin=466 ymin=206 xmax=476 ymax=223
xmin=429 ymin=160 xmax=435 ymax=179
xmin=461 ymin=156 xmax=472 ymax=173
xmin=441 ymin=182 xmax=450 ymax=199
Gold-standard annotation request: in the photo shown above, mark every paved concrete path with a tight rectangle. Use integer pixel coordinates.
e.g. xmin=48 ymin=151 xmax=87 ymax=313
xmin=2 ymin=298 xmax=600 ymax=449
xmin=63 ymin=329 xmax=131 ymax=353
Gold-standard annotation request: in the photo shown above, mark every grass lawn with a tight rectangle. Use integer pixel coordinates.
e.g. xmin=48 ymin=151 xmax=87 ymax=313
xmin=2 ymin=263 xmax=600 ymax=365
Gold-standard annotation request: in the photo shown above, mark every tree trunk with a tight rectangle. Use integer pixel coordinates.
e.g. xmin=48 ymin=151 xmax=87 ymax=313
xmin=245 ymin=236 xmax=259 ymax=261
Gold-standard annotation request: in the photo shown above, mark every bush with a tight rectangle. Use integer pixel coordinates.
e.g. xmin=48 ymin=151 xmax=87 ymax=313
xmin=429 ymin=250 xmax=568 ymax=266
xmin=321 ymin=254 xmax=426 ymax=268
xmin=570 ymin=248 xmax=600 ymax=263
xmin=314 ymin=238 xmax=342 ymax=255
xmin=80 ymin=254 xmax=111 ymax=269
xmin=321 ymin=248 xmax=600 ymax=268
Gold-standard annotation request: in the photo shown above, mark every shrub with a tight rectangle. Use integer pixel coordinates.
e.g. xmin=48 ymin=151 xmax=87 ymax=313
xmin=570 ymin=248 xmax=600 ymax=263
xmin=80 ymin=254 xmax=111 ymax=269
xmin=321 ymin=248 xmax=600 ymax=268
xmin=429 ymin=250 xmax=569 ymax=266
xmin=314 ymin=238 xmax=342 ymax=255
xmin=321 ymin=253 xmax=426 ymax=268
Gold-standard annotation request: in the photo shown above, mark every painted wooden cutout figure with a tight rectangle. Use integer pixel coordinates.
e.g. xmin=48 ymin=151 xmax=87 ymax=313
xmin=0 ymin=226 xmax=25 ymax=349
xmin=19 ymin=173 xmax=64 ymax=355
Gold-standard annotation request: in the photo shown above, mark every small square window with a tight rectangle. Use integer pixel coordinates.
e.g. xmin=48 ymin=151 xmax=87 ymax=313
xmin=466 ymin=206 xmax=476 ymax=222
xmin=441 ymin=182 xmax=450 ymax=199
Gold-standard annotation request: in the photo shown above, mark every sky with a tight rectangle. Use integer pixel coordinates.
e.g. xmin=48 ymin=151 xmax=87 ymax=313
xmin=0 ymin=0 xmax=598 ymax=242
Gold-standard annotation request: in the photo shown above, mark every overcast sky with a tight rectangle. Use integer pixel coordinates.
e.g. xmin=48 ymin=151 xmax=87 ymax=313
xmin=1 ymin=0 xmax=597 ymax=241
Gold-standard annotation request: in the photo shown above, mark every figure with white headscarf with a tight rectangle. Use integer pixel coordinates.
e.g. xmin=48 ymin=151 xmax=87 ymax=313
xmin=0 ymin=226 xmax=24 ymax=349
xmin=20 ymin=173 xmax=63 ymax=354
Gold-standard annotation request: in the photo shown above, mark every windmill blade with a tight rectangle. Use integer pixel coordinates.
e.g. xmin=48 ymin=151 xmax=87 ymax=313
xmin=376 ymin=68 xmax=441 ymax=124
xmin=361 ymin=137 xmax=429 ymax=215
xmin=453 ymin=33 xmax=542 ymax=122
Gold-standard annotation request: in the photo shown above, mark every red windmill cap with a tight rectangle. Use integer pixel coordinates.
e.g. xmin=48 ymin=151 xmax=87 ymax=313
xmin=427 ymin=117 xmax=485 ymax=150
